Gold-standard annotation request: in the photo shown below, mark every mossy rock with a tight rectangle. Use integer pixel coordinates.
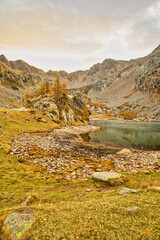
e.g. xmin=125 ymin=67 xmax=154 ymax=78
xmin=91 ymin=172 xmax=127 ymax=186
xmin=120 ymin=187 xmax=140 ymax=195
xmin=4 ymin=213 xmax=35 ymax=240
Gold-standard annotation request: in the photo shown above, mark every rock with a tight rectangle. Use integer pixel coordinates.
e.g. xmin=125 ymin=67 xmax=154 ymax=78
xmin=67 ymin=108 xmax=75 ymax=122
xmin=33 ymin=98 xmax=58 ymax=113
xmin=118 ymin=149 xmax=132 ymax=155
xmin=126 ymin=206 xmax=139 ymax=211
xmin=91 ymin=172 xmax=126 ymax=185
xmin=120 ymin=187 xmax=140 ymax=195
xmin=4 ymin=213 xmax=35 ymax=240
xmin=11 ymin=107 xmax=29 ymax=112
xmin=21 ymin=196 xmax=31 ymax=206
xmin=62 ymin=110 xmax=67 ymax=124
xmin=150 ymin=186 xmax=160 ymax=192
xmin=41 ymin=119 xmax=47 ymax=123
xmin=86 ymin=189 xmax=92 ymax=192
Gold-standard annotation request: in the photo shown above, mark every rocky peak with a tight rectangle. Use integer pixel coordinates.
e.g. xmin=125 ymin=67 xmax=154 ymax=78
xmin=0 ymin=54 xmax=9 ymax=66
xmin=0 ymin=54 xmax=45 ymax=75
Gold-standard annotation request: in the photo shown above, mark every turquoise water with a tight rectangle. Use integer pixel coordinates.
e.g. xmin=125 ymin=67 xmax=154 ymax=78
xmin=88 ymin=119 xmax=160 ymax=150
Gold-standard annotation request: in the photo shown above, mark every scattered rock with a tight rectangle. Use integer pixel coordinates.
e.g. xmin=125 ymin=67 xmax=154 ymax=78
xmin=4 ymin=213 xmax=35 ymax=240
xmin=118 ymin=149 xmax=132 ymax=155
xmin=21 ymin=196 xmax=31 ymax=206
xmin=126 ymin=206 xmax=139 ymax=211
xmin=10 ymin=125 xmax=160 ymax=180
xmin=120 ymin=187 xmax=140 ymax=195
xmin=86 ymin=189 xmax=92 ymax=192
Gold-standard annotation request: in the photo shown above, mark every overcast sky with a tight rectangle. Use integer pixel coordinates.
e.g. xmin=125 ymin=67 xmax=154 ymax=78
xmin=0 ymin=0 xmax=160 ymax=72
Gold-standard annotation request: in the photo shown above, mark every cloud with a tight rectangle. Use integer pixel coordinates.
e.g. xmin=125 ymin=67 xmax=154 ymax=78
xmin=125 ymin=1 xmax=160 ymax=50
xmin=0 ymin=0 xmax=159 ymax=71
xmin=0 ymin=0 xmax=159 ymax=52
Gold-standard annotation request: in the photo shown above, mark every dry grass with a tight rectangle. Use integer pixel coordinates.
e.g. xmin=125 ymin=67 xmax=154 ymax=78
xmin=0 ymin=109 xmax=160 ymax=239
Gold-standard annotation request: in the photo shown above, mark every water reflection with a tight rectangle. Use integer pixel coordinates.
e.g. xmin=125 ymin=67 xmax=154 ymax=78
xmin=88 ymin=119 xmax=160 ymax=150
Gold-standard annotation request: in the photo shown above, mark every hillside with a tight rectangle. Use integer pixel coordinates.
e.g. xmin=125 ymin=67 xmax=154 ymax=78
xmin=0 ymin=61 xmax=42 ymax=108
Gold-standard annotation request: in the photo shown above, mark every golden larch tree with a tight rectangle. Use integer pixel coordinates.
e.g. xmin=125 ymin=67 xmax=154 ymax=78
xmin=45 ymin=80 xmax=50 ymax=95
xmin=52 ymin=75 xmax=63 ymax=105
xmin=62 ymin=81 xmax=69 ymax=105
xmin=82 ymin=105 xmax=89 ymax=121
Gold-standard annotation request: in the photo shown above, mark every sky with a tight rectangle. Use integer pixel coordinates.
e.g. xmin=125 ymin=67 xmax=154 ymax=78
xmin=0 ymin=0 xmax=160 ymax=72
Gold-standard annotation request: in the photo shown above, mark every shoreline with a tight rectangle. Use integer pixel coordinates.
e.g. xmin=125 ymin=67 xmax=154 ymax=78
xmin=89 ymin=117 xmax=160 ymax=123
xmin=10 ymin=124 xmax=160 ymax=180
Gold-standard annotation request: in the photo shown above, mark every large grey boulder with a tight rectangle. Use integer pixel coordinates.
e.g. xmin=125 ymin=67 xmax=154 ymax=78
xmin=91 ymin=172 xmax=126 ymax=185
xmin=4 ymin=213 xmax=35 ymax=240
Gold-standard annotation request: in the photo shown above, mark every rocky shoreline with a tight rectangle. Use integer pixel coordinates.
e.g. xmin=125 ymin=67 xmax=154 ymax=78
xmin=90 ymin=117 xmax=160 ymax=122
xmin=10 ymin=125 xmax=160 ymax=181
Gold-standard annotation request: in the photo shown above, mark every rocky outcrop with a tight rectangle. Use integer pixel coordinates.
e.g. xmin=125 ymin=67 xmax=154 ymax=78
xmin=29 ymin=95 xmax=87 ymax=124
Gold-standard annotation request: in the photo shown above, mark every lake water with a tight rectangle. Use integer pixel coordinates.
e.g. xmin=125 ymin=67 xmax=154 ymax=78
xmin=87 ymin=119 xmax=160 ymax=150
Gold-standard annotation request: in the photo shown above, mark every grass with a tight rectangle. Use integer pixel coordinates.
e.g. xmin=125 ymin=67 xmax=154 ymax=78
xmin=0 ymin=108 xmax=160 ymax=239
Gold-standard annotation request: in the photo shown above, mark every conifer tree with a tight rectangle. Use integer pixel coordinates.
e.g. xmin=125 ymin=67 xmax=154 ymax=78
xmin=40 ymin=83 xmax=46 ymax=96
xmin=23 ymin=91 xmax=31 ymax=108
xmin=45 ymin=80 xmax=50 ymax=95
xmin=62 ymin=81 xmax=69 ymax=105
xmin=82 ymin=105 xmax=89 ymax=121
xmin=52 ymin=75 xmax=63 ymax=105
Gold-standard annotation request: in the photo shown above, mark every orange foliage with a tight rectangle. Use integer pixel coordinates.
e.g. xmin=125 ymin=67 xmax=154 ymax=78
xmin=52 ymin=75 xmax=63 ymax=105
xmin=143 ymin=112 xmax=147 ymax=118
xmin=82 ymin=105 xmax=89 ymax=121
xmin=123 ymin=110 xmax=137 ymax=120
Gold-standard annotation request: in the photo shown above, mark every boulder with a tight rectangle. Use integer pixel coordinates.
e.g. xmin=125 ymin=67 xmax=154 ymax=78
xmin=33 ymin=98 xmax=58 ymax=112
xmin=118 ymin=149 xmax=132 ymax=155
xmin=120 ymin=187 xmax=140 ymax=195
xmin=4 ymin=213 xmax=34 ymax=240
xmin=91 ymin=172 xmax=126 ymax=185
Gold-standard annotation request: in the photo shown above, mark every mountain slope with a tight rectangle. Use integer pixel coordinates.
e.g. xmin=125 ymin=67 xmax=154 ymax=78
xmin=0 ymin=55 xmax=44 ymax=75
xmin=0 ymin=61 xmax=41 ymax=108
xmin=0 ymin=45 xmax=159 ymax=118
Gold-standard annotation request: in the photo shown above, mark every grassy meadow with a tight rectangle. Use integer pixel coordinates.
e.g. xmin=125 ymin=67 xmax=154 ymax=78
xmin=0 ymin=109 xmax=160 ymax=240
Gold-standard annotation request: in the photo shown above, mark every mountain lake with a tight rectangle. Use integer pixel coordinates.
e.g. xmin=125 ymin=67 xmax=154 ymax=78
xmin=83 ymin=119 xmax=160 ymax=150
